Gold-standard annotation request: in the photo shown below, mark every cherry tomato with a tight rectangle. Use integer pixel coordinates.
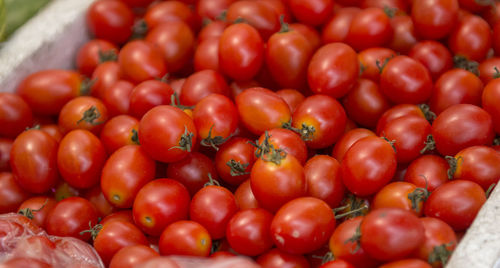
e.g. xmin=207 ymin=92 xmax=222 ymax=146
xmin=218 ymin=23 xmax=264 ymax=81
xmin=0 ymin=172 xmax=31 ymax=213
xmin=372 ymin=181 xmax=428 ymax=216
xmin=307 ymin=43 xmax=359 ymax=98
xmin=17 ymin=196 xmax=56 ymax=228
xmin=133 ymin=179 xmax=191 ymax=236
xmin=360 ymin=208 xmax=425 ymax=261
xmin=234 ymin=179 xmax=259 ymax=209
xmin=0 ymin=93 xmax=33 ymax=138
xmin=58 ymin=96 xmax=109 ymax=135
xmin=196 ymin=0 xmax=235 ymax=20
xmin=411 ymin=0 xmax=459 ymax=40
xmin=379 ymin=259 xmax=432 ymax=268
xmin=478 ymin=57 xmax=500 ymax=85
xmin=129 ymin=80 xmax=174 ymax=119
xmin=215 ymin=137 xmax=255 ymax=186
xmin=99 ymin=115 xmax=139 ymax=154
xmin=101 ymin=80 xmax=135 ymax=116
xmin=414 ymin=217 xmax=457 ymax=268
xmin=144 ymin=1 xmax=198 ymax=31
xmin=331 ymin=128 xmax=375 ymax=162
xmin=10 ymin=129 xmax=59 ymax=194
xmin=341 ymin=136 xmax=397 ymax=196
xmin=45 ymin=196 xmax=99 ymax=241
xmin=288 ymin=0 xmax=333 ymax=26
xmin=448 ymin=14 xmax=492 ymax=62
xmin=109 ymin=245 xmax=159 ymax=268
xmin=194 ymin=37 xmax=221 ymax=72
xmin=180 ymin=70 xmax=231 ymax=106
xmin=321 ymin=7 xmax=360 ymax=44
xmin=358 ymin=47 xmax=396 ymax=83
xmin=388 ymin=14 xmax=418 ymax=54
xmin=39 ymin=124 xmax=63 ymax=143
xmin=304 ymin=155 xmax=345 ymax=208
xmin=100 ymin=210 xmax=134 ymax=226
xmin=101 ymin=145 xmax=156 ymax=208
xmin=275 ymin=89 xmax=305 ymax=114
xmin=90 ymin=61 xmax=122 ymax=99
xmin=76 ymin=39 xmax=118 ymax=76
xmin=345 ymin=7 xmax=393 ymax=51
xmin=404 ymin=155 xmax=449 ymax=191
xmin=83 ymin=185 xmax=116 ymax=218
xmin=375 ymin=104 xmax=430 ymax=136
xmin=424 ymin=180 xmax=486 ymax=231
xmin=431 ymin=104 xmax=494 ymax=156
xmin=159 ymin=220 xmax=212 ymax=257
xmin=0 ymin=138 xmax=13 ymax=172
xmin=482 ymin=78 xmax=500 ymax=134
xmin=197 ymin=20 xmax=228 ymax=44
xmin=226 ymin=208 xmax=274 ymax=256
xmin=226 ymin=0 xmax=280 ymax=40
xmin=409 ymin=40 xmax=453 ymax=82
xmin=118 ymin=40 xmax=167 ymax=83
xmin=139 ymin=105 xmax=197 ymax=163
xmin=256 ymin=248 xmax=310 ymax=268
xmin=257 ymin=128 xmax=307 ymax=165
xmin=86 ymin=0 xmax=134 ymax=44
xmin=450 ymin=146 xmax=500 ymax=191
xmin=166 ymin=152 xmax=218 ymax=196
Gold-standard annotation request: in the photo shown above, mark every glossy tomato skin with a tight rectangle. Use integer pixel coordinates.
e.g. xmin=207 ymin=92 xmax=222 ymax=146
xmin=234 ymin=179 xmax=259 ymax=209
xmin=90 ymin=61 xmax=122 ymax=99
xmin=236 ymin=87 xmax=291 ymax=135
xmin=448 ymin=14 xmax=492 ymax=62
xmin=321 ymin=7 xmax=360 ymax=44
xmin=189 ymin=185 xmax=239 ymax=239
xmin=341 ymin=136 xmax=397 ymax=196
xmin=101 ymin=145 xmax=156 ymax=208
xmin=372 ymin=181 xmax=425 ymax=216
xmin=219 ymin=23 xmax=264 ymax=81
xmin=345 ymin=7 xmax=393 ymax=51
xmin=118 ymin=40 xmax=167 ymax=84
xmin=226 ymin=208 xmax=274 ymax=256
xmin=83 ymin=185 xmax=116 ymax=218
xmin=0 ymin=138 xmax=13 ymax=172
xmin=17 ymin=196 xmax=56 ymax=228
xmin=304 ymin=155 xmax=345 ymax=209
xmin=145 ymin=21 xmax=195 ymax=74
xmin=361 ymin=208 xmax=425 ymax=262
xmin=379 ymin=259 xmax=432 ymax=268
xmin=250 ymin=153 xmax=306 ymax=212
xmin=226 ymin=0 xmax=280 ymax=40
xmin=181 ymin=70 xmax=231 ymax=106
xmin=275 ymin=89 xmax=305 ymax=114
xmin=265 ymin=24 xmax=314 ymax=89
xmin=332 ymin=128 xmax=375 ymax=162
xmin=129 ymin=80 xmax=174 ymax=119
xmin=482 ymin=79 xmax=500 ymax=134
xmin=375 ymin=104 xmax=428 ymax=136
xmin=93 ymin=220 xmax=149 ymax=266
xmin=431 ymin=104 xmax=494 ymax=156
xmin=424 ymin=180 xmax=486 ymax=231
xmin=0 ymin=93 xmax=33 ymax=138
xmin=196 ymin=0 xmax=235 ymax=21
xmin=404 ymin=155 xmax=449 ymax=192
xmin=414 ymin=217 xmax=457 ymax=268
xmin=256 ymin=248 xmax=310 ymax=268
xmin=57 ymin=129 xmax=107 ymax=189
xmin=99 ymin=115 xmax=139 ymax=154
xmin=380 ymin=56 xmax=433 ymax=104
xmin=257 ymin=128 xmax=308 ymax=165
xmin=358 ymin=47 xmax=396 ymax=83
xmin=45 ymin=197 xmax=99 ymax=241
xmin=109 ymin=244 xmax=159 ymax=268
xmin=478 ymin=57 xmax=500 ymax=85
xmin=76 ymin=39 xmax=118 ymax=77
xmin=271 ymin=197 xmax=335 ymax=255
xmin=388 ymin=14 xmax=418 ymax=55
xmin=159 ymin=220 xmax=212 ymax=257
xmin=451 ymin=146 xmax=500 ymax=191
xmin=0 ymin=172 xmax=31 ymax=213
xmin=288 ymin=0 xmax=333 ymax=26
xmin=194 ymin=37 xmax=221 ymax=72
xmin=342 ymin=78 xmax=391 ymax=129
xmin=308 ymin=43 xmax=359 ymax=98
xmin=292 ymin=95 xmax=347 ymax=149
xmin=58 ymin=96 xmax=109 ymax=135
xmin=139 ymin=105 xmax=197 ymax=163
xmin=101 ymin=80 xmax=135 ymax=116
xmin=411 ymin=0 xmax=459 ymax=40
xmin=133 ymin=179 xmax=191 ymax=236
xmin=10 ymin=129 xmax=58 ymax=194
xmin=409 ymin=40 xmax=453 ymax=82
xmin=166 ymin=152 xmax=218 ymax=196
xmin=144 ymin=1 xmax=198 ymax=31
xmin=86 ymin=0 xmax=134 ymax=44
xmin=16 ymin=70 xmax=83 ymax=116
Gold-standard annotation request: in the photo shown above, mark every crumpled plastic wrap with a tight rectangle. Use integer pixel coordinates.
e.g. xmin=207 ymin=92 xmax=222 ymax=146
xmin=136 ymin=256 xmax=261 ymax=268
xmin=0 ymin=213 xmax=104 ymax=268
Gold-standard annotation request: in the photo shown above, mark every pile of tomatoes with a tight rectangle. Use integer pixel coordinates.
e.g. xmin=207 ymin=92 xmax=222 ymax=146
xmin=2 ymin=0 xmax=500 ymax=267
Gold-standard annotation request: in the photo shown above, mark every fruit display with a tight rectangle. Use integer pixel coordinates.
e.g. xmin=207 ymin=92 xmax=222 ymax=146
xmin=1 ymin=0 xmax=500 ymax=267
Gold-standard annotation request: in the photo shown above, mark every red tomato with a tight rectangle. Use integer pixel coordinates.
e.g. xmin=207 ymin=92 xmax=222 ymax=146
xmin=17 ymin=196 xmax=56 ymax=228
xmin=431 ymin=104 xmax=494 ymax=156
xmin=83 ymin=185 xmax=116 ymax=218
xmin=16 ymin=70 xmax=85 ymax=116
xmin=194 ymin=37 xmax=221 ymax=72
xmin=493 ymin=21 xmax=500 ymax=56
xmin=10 ymin=129 xmax=58 ymax=194
xmin=307 ymin=43 xmax=359 ymax=98
xmin=0 ymin=93 xmax=33 ymax=138
xmin=166 ymin=152 xmax=218 ymax=196
xmin=345 ymin=7 xmax=393 ymax=51
xmin=226 ymin=0 xmax=280 ymax=40
xmin=404 ymin=155 xmax=449 ymax=192
xmin=145 ymin=21 xmax=195 ymax=73
xmin=100 ymin=210 xmax=134 ymax=226
xmin=234 ymin=179 xmax=259 ymax=209
xmin=139 ymin=105 xmax=197 ymax=163
xmin=180 ymin=70 xmax=230 ymax=106
xmin=118 ymin=40 xmax=167 ymax=83
xmin=0 ymin=138 xmax=13 ymax=172
xmin=478 ymin=57 xmax=500 ymax=85
xmin=256 ymin=248 xmax=310 ymax=268
xmin=411 ymin=0 xmax=459 ymax=40
xmin=86 ymin=0 xmax=134 ymax=44
xmin=57 ymin=130 xmax=106 ymax=189
xmin=292 ymin=95 xmax=347 ymax=149
xmin=129 ymin=80 xmax=174 ymax=119
xmin=46 ymin=197 xmax=99 ymax=241
xmin=358 ymin=47 xmax=396 ymax=83
xmin=380 ymin=56 xmax=433 ymax=104
xmin=90 ymin=61 xmax=122 ymax=99
xmin=388 ymin=14 xmax=418 ymax=54
xmin=271 ymin=197 xmax=335 ymax=254
xmin=331 ymin=128 xmax=375 ymax=162
xmin=99 ymin=115 xmax=139 ymax=154
xmin=109 ymin=245 xmax=159 ymax=268
xmin=265 ymin=19 xmax=314 ymax=89
xmin=450 ymin=146 xmax=500 ymax=191
xmin=133 ymin=179 xmax=190 ymax=236
xmin=257 ymin=128 xmax=308 ymax=165
xmin=58 ymin=96 xmax=109 ymax=135
xmin=0 ymin=172 xmax=31 ymax=213
xmin=39 ymin=124 xmax=63 ymax=143
xmin=304 ymin=155 xmax=345 ymax=208
xmin=236 ymin=87 xmax=291 ymax=135
xmin=76 ymin=39 xmax=118 ymax=76
xmin=159 ymin=220 xmax=212 ymax=257
xmin=361 ymin=208 xmax=425 ymax=261
xmin=215 ymin=137 xmax=256 ymax=186
xmin=144 ymin=1 xmax=198 ymax=31
xmin=226 ymin=208 xmax=274 ymax=256
xmin=321 ymin=7 xmax=360 ymax=44
xmin=120 ymin=0 xmax=156 ymax=8
xmin=482 ymin=78 xmax=500 ymax=134
xmin=320 ymin=260 xmax=356 ymax=268
xmin=448 ymin=14 xmax=492 ymax=62
xmin=101 ymin=145 xmax=156 ymax=208
xmin=375 ymin=104 xmax=430 ymax=136
xmin=424 ymin=180 xmax=486 ymax=231
xmin=414 ymin=217 xmax=457 ymax=268
xmin=288 ymin=0 xmax=333 ymax=26
xmin=372 ymin=181 xmax=428 ymax=216
xmin=341 ymin=136 xmax=397 ymax=196
xmin=342 ymin=78 xmax=391 ymax=129
xmin=275 ymin=89 xmax=305 ymax=114
xmin=197 ymin=20 xmax=228 ymax=43
xmin=409 ymin=40 xmax=453 ymax=82
xmin=218 ymin=23 xmax=264 ymax=81
xmin=196 ymin=0 xmax=235 ymax=21
xmin=93 ymin=220 xmax=149 ymax=265
xmin=101 ymin=80 xmax=134 ymax=116
xmin=379 ymin=259 xmax=432 ymax=268
xmin=189 ymin=184 xmax=238 ymax=239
